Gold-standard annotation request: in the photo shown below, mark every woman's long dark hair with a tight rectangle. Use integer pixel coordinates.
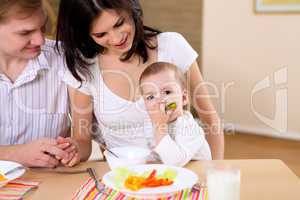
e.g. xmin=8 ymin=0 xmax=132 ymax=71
xmin=56 ymin=0 xmax=160 ymax=82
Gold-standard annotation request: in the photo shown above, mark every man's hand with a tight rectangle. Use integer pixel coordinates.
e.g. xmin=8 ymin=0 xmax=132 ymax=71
xmin=15 ymin=138 xmax=69 ymax=168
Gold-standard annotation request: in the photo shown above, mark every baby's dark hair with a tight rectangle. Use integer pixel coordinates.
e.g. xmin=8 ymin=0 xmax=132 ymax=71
xmin=139 ymin=62 xmax=186 ymax=89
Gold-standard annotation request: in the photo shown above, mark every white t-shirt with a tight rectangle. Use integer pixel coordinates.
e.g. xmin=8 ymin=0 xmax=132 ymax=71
xmin=155 ymin=111 xmax=212 ymax=166
xmin=63 ymin=32 xmax=211 ymax=165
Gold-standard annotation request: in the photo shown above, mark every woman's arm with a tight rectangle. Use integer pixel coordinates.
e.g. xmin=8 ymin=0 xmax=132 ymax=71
xmin=68 ymin=86 xmax=93 ymax=162
xmin=187 ymin=62 xmax=224 ymax=160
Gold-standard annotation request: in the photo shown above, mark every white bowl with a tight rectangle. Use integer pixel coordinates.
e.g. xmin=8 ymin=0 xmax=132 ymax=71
xmin=103 ymin=146 xmax=151 ymax=170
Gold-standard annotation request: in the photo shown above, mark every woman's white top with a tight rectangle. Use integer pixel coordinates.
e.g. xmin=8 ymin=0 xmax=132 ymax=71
xmin=63 ymin=32 xmax=211 ymax=166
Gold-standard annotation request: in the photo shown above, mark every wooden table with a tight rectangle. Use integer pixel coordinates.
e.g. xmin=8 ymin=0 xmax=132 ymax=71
xmin=24 ymin=159 xmax=300 ymax=200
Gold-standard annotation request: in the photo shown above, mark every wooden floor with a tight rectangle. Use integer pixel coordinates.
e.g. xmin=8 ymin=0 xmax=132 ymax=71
xmin=225 ymin=133 xmax=300 ymax=177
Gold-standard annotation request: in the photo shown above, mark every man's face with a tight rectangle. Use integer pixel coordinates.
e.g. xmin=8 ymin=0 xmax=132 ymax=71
xmin=0 ymin=6 xmax=47 ymax=60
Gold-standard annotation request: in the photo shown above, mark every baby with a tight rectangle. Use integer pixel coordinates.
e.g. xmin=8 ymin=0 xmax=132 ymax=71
xmin=139 ymin=62 xmax=212 ymax=167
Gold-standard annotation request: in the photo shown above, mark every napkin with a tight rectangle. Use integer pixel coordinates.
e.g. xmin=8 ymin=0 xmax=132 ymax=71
xmin=73 ymin=178 xmax=207 ymax=200
xmin=0 ymin=178 xmax=39 ymax=200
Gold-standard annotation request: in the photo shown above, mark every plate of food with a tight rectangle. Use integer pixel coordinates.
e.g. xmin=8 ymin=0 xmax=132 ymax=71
xmin=102 ymin=164 xmax=198 ymax=198
xmin=0 ymin=160 xmax=26 ymax=188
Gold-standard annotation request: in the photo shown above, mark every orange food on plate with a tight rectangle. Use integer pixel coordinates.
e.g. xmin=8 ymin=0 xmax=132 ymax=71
xmin=0 ymin=173 xmax=7 ymax=182
xmin=124 ymin=169 xmax=174 ymax=191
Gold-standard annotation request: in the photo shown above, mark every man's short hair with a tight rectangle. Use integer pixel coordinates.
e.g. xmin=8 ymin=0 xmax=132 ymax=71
xmin=0 ymin=0 xmax=42 ymax=22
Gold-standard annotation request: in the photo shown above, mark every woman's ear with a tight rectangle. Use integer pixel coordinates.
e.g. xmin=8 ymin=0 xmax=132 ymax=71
xmin=182 ymin=89 xmax=189 ymax=106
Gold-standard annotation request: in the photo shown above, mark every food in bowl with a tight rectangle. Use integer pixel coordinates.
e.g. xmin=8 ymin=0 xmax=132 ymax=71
xmin=104 ymin=146 xmax=151 ymax=170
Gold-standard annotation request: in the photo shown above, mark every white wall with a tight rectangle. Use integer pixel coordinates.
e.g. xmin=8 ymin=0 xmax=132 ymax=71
xmin=202 ymin=0 xmax=300 ymax=140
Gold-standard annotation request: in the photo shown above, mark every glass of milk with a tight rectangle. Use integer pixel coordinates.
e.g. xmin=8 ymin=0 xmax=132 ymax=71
xmin=206 ymin=165 xmax=240 ymax=200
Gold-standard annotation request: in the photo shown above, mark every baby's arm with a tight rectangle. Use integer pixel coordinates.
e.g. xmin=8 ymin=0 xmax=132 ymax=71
xmin=153 ymin=112 xmax=211 ymax=167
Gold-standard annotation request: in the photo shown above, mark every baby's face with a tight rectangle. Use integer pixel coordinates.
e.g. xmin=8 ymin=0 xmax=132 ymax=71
xmin=140 ymin=70 xmax=188 ymax=122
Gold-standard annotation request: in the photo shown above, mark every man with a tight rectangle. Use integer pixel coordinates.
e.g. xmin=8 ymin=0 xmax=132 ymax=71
xmin=0 ymin=0 xmax=70 ymax=168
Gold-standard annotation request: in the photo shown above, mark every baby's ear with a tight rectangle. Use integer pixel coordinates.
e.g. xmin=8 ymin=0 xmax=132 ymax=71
xmin=182 ymin=89 xmax=189 ymax=106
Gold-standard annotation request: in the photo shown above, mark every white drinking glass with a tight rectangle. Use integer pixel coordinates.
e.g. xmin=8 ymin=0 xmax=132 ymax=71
xmin=206 ymin=165 xmax=240 ymax=200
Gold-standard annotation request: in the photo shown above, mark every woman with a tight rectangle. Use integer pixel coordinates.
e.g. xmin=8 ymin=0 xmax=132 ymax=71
xmin=56 ymin=0 xmax=224 ymax=166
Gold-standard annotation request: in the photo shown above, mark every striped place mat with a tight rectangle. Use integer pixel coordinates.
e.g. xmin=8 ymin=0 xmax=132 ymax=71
xmin=0 ymin=178 xmax=39 ymax=200
xmin=73 ymin=178 xmax=207 ymax=200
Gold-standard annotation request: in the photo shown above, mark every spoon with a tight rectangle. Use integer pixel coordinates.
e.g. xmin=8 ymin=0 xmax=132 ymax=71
xmin=99 ymin=143 xmax=119 ymax=158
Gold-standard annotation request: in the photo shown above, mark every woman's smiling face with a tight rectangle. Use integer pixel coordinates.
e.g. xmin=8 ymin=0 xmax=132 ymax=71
xmin=90 ymin=9 xmax=136 ymax=56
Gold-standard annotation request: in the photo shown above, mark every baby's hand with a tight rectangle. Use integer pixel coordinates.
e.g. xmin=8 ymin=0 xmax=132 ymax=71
xmin=149 ymin=101 xmax=174 ymax=127
xmin=56 ymin=136 xmax=81 ymax=167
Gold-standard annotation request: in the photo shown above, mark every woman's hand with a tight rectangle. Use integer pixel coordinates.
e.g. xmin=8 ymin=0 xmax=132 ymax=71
xmin=56 ymin=136 xmax=81 ymax=167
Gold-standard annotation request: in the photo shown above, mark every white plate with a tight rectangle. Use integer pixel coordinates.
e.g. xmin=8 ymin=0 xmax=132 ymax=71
xmin=0 ymin=161 xmax=26 ymax=188
xmin=102 ymin=164 xmax=198 ymax=198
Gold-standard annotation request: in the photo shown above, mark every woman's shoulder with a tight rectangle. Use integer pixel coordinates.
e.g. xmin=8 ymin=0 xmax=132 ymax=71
xmin=157 ymin=32 xmax=185 ymax=42
xmin=157 ymin=32 xmax=192 ymax=51
xmin=157 ymin=32 xmax=198 ymax=72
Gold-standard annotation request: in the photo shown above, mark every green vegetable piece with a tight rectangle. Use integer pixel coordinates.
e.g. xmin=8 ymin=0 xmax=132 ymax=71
xmin=161 ymin=168 xmax=178 ymax=180
xmin=156 ymin=168 xmax=178 ymax=180
xmin=166 ymin=102 xmax=177 ymax=111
